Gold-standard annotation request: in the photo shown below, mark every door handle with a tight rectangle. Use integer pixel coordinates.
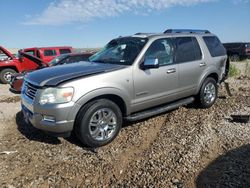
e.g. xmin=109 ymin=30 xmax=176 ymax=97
xmin=166 ymin=68 xmax=176 ymax=74
xmin=199 ymin=62 xmax=206 ymax=67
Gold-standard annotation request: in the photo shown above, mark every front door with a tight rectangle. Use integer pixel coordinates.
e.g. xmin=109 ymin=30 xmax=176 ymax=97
xmin=132 ymin=38 xmax=179 ymax=112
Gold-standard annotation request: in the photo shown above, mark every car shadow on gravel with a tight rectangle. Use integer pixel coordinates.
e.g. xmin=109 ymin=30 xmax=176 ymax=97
xmin=196 ymin=144 xmax=250 ymax=188
xmin=15 ymin=111 xmax=61 ymax=145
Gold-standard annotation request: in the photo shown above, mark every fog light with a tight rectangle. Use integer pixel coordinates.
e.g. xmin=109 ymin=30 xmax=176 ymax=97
xmin=43 ymin=115 xmax=55 ymax=122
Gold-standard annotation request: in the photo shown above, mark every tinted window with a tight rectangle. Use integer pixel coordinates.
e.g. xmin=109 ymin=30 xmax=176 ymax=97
xmin=175 ymin=37 xmax=202 ymax=63
xmin=44 ymin=49 xmax=56 ymax=56
xmin=203 ymin=36 xmax=226 ymax=57
xmin=145 ymin=38 xmax=174 ymax=66
xmin=59 ymin=49 xmax=71 ymax=54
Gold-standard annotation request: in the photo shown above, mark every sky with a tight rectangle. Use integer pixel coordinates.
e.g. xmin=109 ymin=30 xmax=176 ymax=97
xmin=0 ymin=0 xmax=250 ymax=49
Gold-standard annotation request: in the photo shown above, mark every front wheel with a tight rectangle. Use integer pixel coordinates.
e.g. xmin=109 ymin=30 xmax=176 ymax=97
xmin=75 ymin=99 xmax=122 ymax=147
xmin=197 ymin=78 xmax=218 ymax=108
xmin=0 ymin=68 xmax=17 ymax=84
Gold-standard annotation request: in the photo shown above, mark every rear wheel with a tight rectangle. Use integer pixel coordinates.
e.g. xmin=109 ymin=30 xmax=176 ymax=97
xmin=0 ymin=68 xmax=17 ymax=84
xmin=75 ymin=99 xmax=122 ymax=147
xmin=197 ymin=78 xmax=218 ymax=108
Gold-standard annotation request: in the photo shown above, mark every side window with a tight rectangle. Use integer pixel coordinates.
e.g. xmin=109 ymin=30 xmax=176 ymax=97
xmin=59 ymin=49 xmax=71 ymax=54
xmin=25 ymin=50 xmax=35 ymax=56
xmin=44 ymin=49 xmax=56 ymax=56
xmin=144 ymin=38 xmax=174 ymax=66
xmin=175 ymin=37 xmax=202 ymax=63
xmin=203 ymin=36 xmax=226 ymax=57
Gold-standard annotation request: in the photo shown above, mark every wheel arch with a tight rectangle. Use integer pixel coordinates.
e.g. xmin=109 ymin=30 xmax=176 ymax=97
xmin=196 ymin=72 xmax=219 ymax=94
xmin=0 ymin=66 xmax=18 ymax=73
xmin=68 ymin=88 xmax=130 ymax=126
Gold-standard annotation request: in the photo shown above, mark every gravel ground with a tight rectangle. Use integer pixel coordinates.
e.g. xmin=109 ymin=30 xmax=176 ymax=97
xmin=0 ymin=62 xmax=249 ymax=187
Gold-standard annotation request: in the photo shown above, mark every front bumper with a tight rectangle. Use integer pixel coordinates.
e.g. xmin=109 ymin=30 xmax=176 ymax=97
xmin=9 ymin=87 xmax=21 ymax=94
xmin=21 ymin=95 xmax=75 ymax=137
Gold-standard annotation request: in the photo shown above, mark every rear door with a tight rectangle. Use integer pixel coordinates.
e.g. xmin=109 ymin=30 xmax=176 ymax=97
xmin=175 ymin=37 xmax=204 ymax=96
xmin=133 ymin=38 xmax=179 ymax=111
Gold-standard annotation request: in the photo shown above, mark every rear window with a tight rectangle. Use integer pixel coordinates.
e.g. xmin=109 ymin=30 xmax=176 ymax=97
xmin=44 ymin=49 xmax=56 ymax=56
xmin=59 ymin=49 xmax=71 ymax=54
xmin=203 ymin=36 xmax=226 ymax=57
xmin=175 ymin=37 xmax=202 ymax=63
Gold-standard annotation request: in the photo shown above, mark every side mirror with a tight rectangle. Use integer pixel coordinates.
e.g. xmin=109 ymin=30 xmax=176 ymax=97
xmin=142 ymin=58 xmax=159 ymax=69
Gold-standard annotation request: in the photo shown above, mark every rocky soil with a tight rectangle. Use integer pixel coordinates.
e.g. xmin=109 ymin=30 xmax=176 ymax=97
xmin=0 ymin=62 xmax=249 ymax=187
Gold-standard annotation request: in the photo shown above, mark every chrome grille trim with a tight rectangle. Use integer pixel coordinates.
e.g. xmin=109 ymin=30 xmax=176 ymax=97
xmin=24 ymin=81 xmax=39 ymax=100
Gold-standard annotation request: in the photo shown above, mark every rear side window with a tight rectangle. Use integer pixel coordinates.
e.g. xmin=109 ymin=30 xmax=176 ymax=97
xmin=44 ymin=49 xmax=56 ymax=56
xmin=175 ymin=37 xmax=202 ymax=63
xmin=203 ymin=36 xmax=226 ymax=57
xmin=59 ymin=49 xmax=71 ymax=54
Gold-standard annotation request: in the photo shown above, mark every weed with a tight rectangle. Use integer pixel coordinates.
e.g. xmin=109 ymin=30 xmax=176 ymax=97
xmin=229 ymin=64 xmax=240 ymax=77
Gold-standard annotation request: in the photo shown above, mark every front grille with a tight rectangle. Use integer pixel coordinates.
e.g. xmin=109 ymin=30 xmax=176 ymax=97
xmin=24 ymin=81 xmax=39 ymax=100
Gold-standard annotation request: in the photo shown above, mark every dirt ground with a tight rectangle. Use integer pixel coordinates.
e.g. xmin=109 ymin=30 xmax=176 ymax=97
xmin=0 ymin=62 xmax=249 ymax=187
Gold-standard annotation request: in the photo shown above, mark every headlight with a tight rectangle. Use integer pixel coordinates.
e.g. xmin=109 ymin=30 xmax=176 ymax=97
xmin=39 ymin=87 xmax=74 ymax=105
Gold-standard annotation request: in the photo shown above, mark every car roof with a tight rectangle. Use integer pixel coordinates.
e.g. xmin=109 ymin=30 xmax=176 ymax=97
xmin=23 ymin=46 xmax=72 ymax=51
xmin=116 ymin=29 xmax=216 ymax=41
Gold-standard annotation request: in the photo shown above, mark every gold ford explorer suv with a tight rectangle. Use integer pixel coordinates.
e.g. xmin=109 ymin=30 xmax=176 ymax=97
xmin=21 ymin=29 xmax=229 ymax=147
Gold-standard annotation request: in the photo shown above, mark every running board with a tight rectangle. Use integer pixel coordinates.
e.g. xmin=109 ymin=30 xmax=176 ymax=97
xmin=125 ymin=97 xmax=195 ymax=121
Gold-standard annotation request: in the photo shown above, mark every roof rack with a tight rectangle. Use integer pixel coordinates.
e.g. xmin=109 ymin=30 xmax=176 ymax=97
xmin=164 ymin=29 xmax=210 ymax=34
xmin=134 ymin=32 xmax=156 ymax=35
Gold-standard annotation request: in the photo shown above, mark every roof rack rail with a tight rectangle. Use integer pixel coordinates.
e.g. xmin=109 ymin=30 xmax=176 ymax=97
xmin=164 ymin=29 xmax=210 ymax=34
xmin=134 ymin=32 xmax=156 ymax=35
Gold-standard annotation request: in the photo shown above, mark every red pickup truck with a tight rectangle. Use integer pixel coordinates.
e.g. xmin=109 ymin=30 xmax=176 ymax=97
xmin=0 ymin=46 xmax=73 ymax=83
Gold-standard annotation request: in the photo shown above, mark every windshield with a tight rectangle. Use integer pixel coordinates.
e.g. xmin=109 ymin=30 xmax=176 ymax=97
xmin=89 ymin=37 xmax=148 ymax=65
xmin=48 ymin=54 xmax=68 ymax=66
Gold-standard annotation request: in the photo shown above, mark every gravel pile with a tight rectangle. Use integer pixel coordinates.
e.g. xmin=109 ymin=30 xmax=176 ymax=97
xmin=0 ymin=77 xmax=249 ymax=187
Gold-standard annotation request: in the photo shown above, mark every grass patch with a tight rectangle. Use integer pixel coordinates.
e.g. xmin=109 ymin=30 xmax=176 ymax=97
xmin=229 ymin=64 xmax=240 ymax=77
xmin=245 ymin=61 xmax=250 ymax=77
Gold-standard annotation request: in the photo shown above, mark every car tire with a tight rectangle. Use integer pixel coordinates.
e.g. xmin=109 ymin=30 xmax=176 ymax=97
xmin=0 ymin=68 xmax=17 ymax=84
xmin=197 ymin=77 xmax=218 ymax=108
xmin=75 ymin=99 xmax=122 ymax=147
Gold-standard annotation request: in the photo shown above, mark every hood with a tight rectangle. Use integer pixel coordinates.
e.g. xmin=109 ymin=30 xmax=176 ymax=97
xmin=25 ymin=61 xmax=126 ymax=87
xmin=19 ymin=51 xmax=45 ymax=68
xmin=0 ymin=46 xmax=15 ymax=60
